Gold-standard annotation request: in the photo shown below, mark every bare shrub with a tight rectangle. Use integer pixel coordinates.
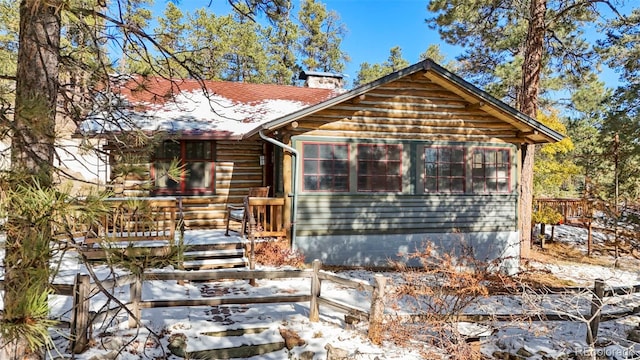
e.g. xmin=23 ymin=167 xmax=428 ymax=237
xmin=254 ymin=238 xmax=305 ymax=267
xmin=385 ymin=242 xmax=491 ymax=359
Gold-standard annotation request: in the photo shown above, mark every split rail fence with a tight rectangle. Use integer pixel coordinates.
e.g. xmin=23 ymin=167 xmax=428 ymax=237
xmin=63 ymin=259 xmax=383 ymax=353
xmin=1 ymin=262 xmax=639 ymax=354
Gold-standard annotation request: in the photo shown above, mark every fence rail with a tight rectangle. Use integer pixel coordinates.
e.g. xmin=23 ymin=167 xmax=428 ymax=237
xmin=65 ymin=259 xmax=378 ymax=353
xmin=2 ymin=263 xmax=640 ymax=354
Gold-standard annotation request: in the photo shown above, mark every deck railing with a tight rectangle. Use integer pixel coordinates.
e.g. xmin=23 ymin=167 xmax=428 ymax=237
xmin=62 ymin=196 xmax=286 ymax=245
xmin=84 ymin=197 xmax=178 ymax=245
xmin=534 ymin=198 xmax=593 ymax=224
xmin=246 ymin=197 xmax=286 ymax=239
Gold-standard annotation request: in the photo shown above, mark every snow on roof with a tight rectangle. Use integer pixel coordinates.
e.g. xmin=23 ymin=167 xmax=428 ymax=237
xmin=80 ymin=77 xmax=338 ymax=139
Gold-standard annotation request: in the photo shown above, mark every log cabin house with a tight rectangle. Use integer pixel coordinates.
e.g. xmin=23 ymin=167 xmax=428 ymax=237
xmin=80 ymin=59 xmax=563 ymax=272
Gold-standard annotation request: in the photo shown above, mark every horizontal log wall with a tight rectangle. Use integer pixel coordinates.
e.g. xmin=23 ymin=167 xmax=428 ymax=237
xmin=180 ymin=140 xmax=264 ymax=230
xmin=289 ymin=72 xmax=518 ymax=144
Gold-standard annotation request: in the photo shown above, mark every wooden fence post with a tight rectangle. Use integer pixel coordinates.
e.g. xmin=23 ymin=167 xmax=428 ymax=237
xmin=128 ymin=274 xmax=142 ymax=328
xmin=70 ymin=274 xmax=90 ymax=354
xmin=586 ymin=278 xmax=605 ymax=346
xmin=309 ymin=259 xmax=321 ymax=322
xmin=368 ymin=274 xmax=387 ymax=345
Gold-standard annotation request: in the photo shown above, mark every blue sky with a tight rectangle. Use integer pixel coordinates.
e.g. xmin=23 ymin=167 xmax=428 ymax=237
xmin=152 ymin=0 xmax=462 ymax=83
xmin=152 ymin=0 xmax=626 ymax=89
xmin=321 ymin=0 xmax=462 ymax=81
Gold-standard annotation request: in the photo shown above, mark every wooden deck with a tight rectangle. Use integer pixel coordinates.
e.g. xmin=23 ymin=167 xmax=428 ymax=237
xmin=534 ymin=198 xmax=593 ymax=225
xmin=55 ymin=196 xmax=287 ymax=269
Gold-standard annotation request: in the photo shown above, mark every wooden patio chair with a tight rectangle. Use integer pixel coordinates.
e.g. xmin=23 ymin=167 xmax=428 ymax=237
xmin=225 ymin=186 xmax=270 ymax=238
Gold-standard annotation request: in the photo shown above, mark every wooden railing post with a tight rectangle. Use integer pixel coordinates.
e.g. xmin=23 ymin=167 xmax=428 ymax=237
xmin=70 ymin=274 xmax=90 ymax=354
xmin=309 ymin=259 xmax=322 ymax=322
xmin=586 ymin=279 xmax=605 ymax=346
xmin=128 ymin=274 xmax=142 ymax=328
xmin=368 ymin=274 xmax=387 ymax=345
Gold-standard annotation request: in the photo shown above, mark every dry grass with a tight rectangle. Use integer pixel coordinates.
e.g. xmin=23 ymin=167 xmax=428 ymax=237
xmin=513 ymin=267 xmax=579 ymax=288
xmin=530 ymin=241 xmax=612 ymax=267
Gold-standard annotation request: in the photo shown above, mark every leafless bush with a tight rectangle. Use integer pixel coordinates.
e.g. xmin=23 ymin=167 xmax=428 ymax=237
xmin=384 ymin=241 xmax=491 ymax=359
xmin=254 ymin=238 xmax=305 ymax=267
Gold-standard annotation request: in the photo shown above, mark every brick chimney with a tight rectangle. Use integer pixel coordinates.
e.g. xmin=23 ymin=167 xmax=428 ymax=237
xmin=299 ymin=70 xmax=344 ymax=90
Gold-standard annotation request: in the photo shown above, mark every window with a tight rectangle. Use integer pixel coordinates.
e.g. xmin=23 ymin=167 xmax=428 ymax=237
xmin=425 ymin=147 xmax=465 ymax=193
xmin=472 ymin=148 xmax=510 ymax=193
xmin=357 ymin=144 xmax=402 ymax=192
xmin=302 ymin=143 xmax=349 ymax=192
xmin=153 ymin=140 xmax=215 ymax=194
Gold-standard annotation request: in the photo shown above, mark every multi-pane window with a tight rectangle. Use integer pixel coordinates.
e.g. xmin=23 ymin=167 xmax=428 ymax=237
xmin=425 ymin=147 xmax=465 ymax=193
xmin=472 ymin=148 xmax=510 ymax=193
xmin=357 ymin=144 xmax=402 ymax=192
xmin=302 ymin=143 xmax=349 ymax=192
xmin=154 ymin=140 xmax=215 ymax=194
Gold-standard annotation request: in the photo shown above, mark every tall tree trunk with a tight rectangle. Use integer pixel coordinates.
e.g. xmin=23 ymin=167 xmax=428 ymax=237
xmin=2 ymin=0 xmax=60 ymax=358
xmin=518 ymin=0 xmax=546 ymax=258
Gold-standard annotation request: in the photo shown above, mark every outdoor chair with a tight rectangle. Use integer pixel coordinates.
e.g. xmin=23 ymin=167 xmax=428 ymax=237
xmin=225 ymin=186 xmax=270 ymax=238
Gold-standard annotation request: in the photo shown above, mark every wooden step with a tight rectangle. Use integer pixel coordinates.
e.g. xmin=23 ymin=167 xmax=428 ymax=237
xmin=185 ymin=242 xmax=244 ymax=251
xmin=181 ymin=257 xmax=247 ymax=270
xmin=184 ymin=249 xmax=244 ymax=259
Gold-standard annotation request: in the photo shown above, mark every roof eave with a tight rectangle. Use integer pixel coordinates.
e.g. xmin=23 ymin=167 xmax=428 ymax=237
xmin=243 ymin=62 xmax=430 ymax=139
xmin=244 ymin=59 xmax=564 ymax=143
xmin=422 ymin=61 xmax=564 ymax=143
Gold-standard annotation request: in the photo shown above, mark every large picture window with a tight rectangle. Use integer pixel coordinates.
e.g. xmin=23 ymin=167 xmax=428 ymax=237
xmin=357 ymin=144 xmax=402 ymax=192
xmin=425 ymin=147 xmax=465 ymax=193
xmin=154 ymin=140 xmax=215 ymax=194
xmin=302 ymin=143 xmax=349 ymax=192
xmin=472 ymin=148 xmax=510 ymax=193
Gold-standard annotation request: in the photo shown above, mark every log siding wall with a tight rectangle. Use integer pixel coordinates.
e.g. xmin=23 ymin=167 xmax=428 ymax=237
xmin=288 ymin=73 xmax=522 ymax=143
xmin=111 ymin=140 xmax=265 ymax=230
xmin=287 ymin=70 xmax=522 ymax=268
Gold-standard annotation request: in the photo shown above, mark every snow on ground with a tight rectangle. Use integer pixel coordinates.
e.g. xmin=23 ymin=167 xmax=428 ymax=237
xmin=3 ymin=224 xmax=640 ymax=359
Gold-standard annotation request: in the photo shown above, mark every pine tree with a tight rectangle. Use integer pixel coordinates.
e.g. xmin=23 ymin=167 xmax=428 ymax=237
xmin=263 ymin=7 xmax=299 ymax=85
xmin=598 ymin=8 xmax=640 ymax=201
xmin=354 ymin=46 xmax=409 ymax=86
xmin=0 ymin=1 xmax=293 ymax=357
xmin=0 ymin=0 xmax=18 ymax=110
xmin=118 ymin=0 xmax=154 ymax=74
xmin=427 ymin=0 xmax=626 ymax=253
xmin=154 ymin=2 xmax=189 ymax=78
xmin=297 ymin=0 xmax=349 ymax=73
xmin=222 ymin=5 xmax=270 ymax=83
xmin=1 ymin=0 xmax=60 ymax=357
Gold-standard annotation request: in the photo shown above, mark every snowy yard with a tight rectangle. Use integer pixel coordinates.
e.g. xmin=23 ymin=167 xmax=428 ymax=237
xmin=2 ymin=225 xmax=640 ymax=359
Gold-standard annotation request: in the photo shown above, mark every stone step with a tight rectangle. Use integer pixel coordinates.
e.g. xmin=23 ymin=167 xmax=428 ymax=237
xmin=168 ymin=326 xmax=298 ymax=359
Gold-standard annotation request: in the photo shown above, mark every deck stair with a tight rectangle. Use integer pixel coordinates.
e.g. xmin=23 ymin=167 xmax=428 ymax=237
xmin=182 ymin=241 xmax=248 ymax=270
xmin=81 ymin=234 xmax=249 ymax=270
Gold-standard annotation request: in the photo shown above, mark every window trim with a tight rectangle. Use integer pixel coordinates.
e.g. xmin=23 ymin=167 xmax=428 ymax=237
xmin=301 ymin=142 xmax=350 ymax=193
xmin=297 ymin=138 xmax=514 ymax=196
xmin=471 ymin=147 xmax=512 ymax=194
xmin=152 ymin=140 xmax=216 ymax=195
xmin=356 ymin=143 xmax=403 ymax=193
xmin=423 ymin=146 xmax=466 ymax=194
